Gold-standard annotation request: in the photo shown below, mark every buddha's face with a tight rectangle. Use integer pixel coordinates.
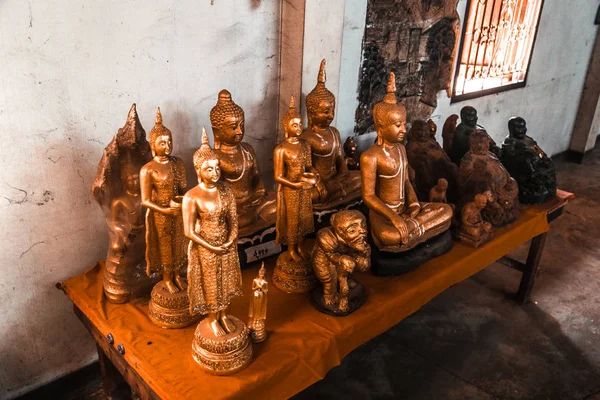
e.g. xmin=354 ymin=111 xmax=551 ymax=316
xmin=379 ymin=109 xmax=406 ymax=144
xmin=216 ymin=115 xmax=245 ymax=146
xmin=286 ymin=117 xmax=303 ymax=138
xmin=461 ymin=107 xmax=478 ymax=127
xmin=311 ymin=100 xmax=335 ymax=129
xmin=258 ymin=268 xmax=265 ymax=279
xmin=124 ymin=173 xmax=140 ymax=193
xmin=438 ymin=179 xmax=448 ymax=191
xmin=198 ymin=159 xmax=221 ymax=186
xmin=509 ymin=118 xmax=527 ymax=139
xmin=412 ymin=122 xmax=430 ymax=142
xmin=471 ymin=137 xmax=489 ymax=155
xmin=153 ymin=135 xmax=172 ymax=156
xmin=335 ymin=215 xmax=369 ymax=253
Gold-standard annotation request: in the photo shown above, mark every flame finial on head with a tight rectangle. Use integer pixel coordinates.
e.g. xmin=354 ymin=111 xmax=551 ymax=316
xmin=149 ymin=107 xmax=172 ymax=147
xmin=318 ymin=59 xmax=326 ymax=84
xmin=201 ymin=126 xmax=209 ymax=146
xmin=383 ymin=72 xmax=397 ymax=104
xmin=259 ymin=262 xmax=266 ymax=275
xmin=193 ymin=126 xmax=218 ymax=168
xmin=282 ymin=95 xmax=302 ymax=137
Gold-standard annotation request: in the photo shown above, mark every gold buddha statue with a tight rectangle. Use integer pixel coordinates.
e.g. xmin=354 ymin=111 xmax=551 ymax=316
xmin=184 ymin=127 xmax=252 ymax=374
xmin=272 ymin=96 xmax=319 ymax=293
xmin=360 ymin=73 xmax=453 ymax=252
xmin=209 ymin=89 xmax=277 ymax=237
xmin=301 ymin=59 xmax=362 ymax=208
xmin=141 ymin=108 xmax=196 ymax=329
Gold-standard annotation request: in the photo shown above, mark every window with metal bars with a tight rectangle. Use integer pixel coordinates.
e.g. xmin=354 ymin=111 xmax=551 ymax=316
xmin=451 ymin=0 xmax=544 ymax=102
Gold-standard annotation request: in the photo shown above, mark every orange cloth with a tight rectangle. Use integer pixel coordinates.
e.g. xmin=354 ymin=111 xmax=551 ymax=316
xmin=62 ymin=193 xmax=570 ymax=400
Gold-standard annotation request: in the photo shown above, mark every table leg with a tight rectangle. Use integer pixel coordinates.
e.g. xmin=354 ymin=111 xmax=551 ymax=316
xmin=97 ymin=344 xmax=132 ymax=400
xmin=516 ymin=232 xmax=548 ymax=305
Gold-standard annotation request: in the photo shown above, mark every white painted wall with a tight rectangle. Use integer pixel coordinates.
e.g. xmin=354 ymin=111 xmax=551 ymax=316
xmin=431 ymin=0 xmax=599 ymax=157
xmin=0 ymin=1 xmax=280 ymax=398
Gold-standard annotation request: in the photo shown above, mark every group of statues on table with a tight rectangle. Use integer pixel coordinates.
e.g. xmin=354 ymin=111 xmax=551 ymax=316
xmin=92 ymin=58 xmax=558 ymax=376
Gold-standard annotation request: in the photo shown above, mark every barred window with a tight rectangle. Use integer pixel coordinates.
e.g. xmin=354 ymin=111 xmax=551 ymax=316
xmin=452 ymin=0 xmax=544 ymax=102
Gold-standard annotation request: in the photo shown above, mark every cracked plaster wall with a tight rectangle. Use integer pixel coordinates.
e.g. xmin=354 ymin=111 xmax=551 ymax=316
xmin=0 ymin=1 xmax=280 ymax=398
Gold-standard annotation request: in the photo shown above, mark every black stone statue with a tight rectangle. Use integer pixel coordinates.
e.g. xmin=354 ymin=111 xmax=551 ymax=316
xmin=501 ymin=117 xmax=557 ymax=204
xmin=446 ymin=106 xmax=502 ymax=165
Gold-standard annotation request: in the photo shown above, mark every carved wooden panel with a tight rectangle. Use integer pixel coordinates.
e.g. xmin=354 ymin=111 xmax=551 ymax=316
xmin=355 ymin=0 xmax=460 ymax=134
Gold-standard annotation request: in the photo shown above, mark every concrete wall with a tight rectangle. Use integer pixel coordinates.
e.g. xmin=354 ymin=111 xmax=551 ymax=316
xmin=431 ymin=0 xmax=599 ymax=157
xmin=0 ymin=1 xmax=280 ymax=398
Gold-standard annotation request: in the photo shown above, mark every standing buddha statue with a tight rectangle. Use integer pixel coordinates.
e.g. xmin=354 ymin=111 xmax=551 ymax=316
xmin=210 ymin=90 xmax=277 ymax=236
xmin=141 ymin=108 xmax=196 ymax=329
xmin=360 ymin=73 xmax=453 ymax=274
xmin=301 ymin=59 xmax=362 ymax=209
xmin=272 ymin=96 xmax=319 ymax=293
xmin=184 ymin=127 xmax=252 ymax=375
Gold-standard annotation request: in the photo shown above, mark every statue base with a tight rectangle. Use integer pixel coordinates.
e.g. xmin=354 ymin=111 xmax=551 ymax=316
xmin=371 ymin=230 xmax=453 ymax=276
xmin=519 ymin=188 xmax=556 ymax=205
xmin=191 ymin=316 xmax=253 ymax=375
xmin=273 ymin=250 xmax=317 ymax=294
xmin=103 ymin=258 xmax=159 ymax=304
xmin=456 ymin=230 xmax=495 ymax=248
xmin=237 ymin=225 xmax=281 ymax=270
xmin=248 ymin=319 xmax=267 ymax=343
xmin=310 ymin=278 xmax=366 ymax=316
xmin=148 ymin=281 xmax=199 ymax=329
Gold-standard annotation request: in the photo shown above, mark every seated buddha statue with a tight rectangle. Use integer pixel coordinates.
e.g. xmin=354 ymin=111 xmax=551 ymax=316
xmin=210 ymin=89 xmax=277 ymax=236
xmin=459 ymin=130 xmax=520 ymax=227
xmin=406 ymin=119 xmax=459 ymax=203
xmin=301 ymin=59 xmax=362 ymax=209
xmin=447 ymin=106 xmax=502 ymax=165
xmin=360 ymin=72 xmax=453 ymax=252
xmin=501 ymin=117 xmax=557 ymax=204
xmin=457 ymin=192 xmax=495 ymax=248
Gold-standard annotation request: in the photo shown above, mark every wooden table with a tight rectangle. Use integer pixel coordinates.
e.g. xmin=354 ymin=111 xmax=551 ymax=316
xmin=62 ymin=191 xmax=572 ymax=400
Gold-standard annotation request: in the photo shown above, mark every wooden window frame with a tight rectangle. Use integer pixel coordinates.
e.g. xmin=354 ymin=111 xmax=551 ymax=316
xmin=451 ymin=0 xmax=545 ymax=103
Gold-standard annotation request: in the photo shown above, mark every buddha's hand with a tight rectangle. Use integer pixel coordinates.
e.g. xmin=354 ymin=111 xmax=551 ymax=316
xmin=162 ymin=206 xmax=181 ymax=216
xmin=391 ymin=216 xmax=410 ymax=244
xmin=222 ymin=239 xmax=235 ymax=249
xmin=339 ymin=255 xmax=356 ymax=274
xmin=407 ymin=203 xmax=421 ymax=218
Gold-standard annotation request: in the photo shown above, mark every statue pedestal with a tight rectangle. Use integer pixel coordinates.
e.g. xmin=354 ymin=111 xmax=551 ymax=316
xmin=191 ymin=316 xmax=253 ymax=375
xmin=310 ymin=278 xmax=366 ymax=316
xmin=148 ymin=281 xmax=199 ymax=329
xmin=103 ymin=259 xmax=158 ymax=304
xmin=237 ymin=224 xmax=281 ymax=269
xmin=520 ymin=188 xmax=556 ymax=205
xmin=272 ymin=249 xmax=317 ymax=294
xmin=248 ymin=319 xmax=267 ymax=343
xmin=371 ymin=231 xmax=453 ymax=276
xmin=456 ymin=230 xmax=494 ymax=248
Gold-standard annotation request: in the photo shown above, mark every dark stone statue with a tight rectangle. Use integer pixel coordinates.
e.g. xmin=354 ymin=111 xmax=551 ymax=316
xmin=501 ymin=117 xmax=557 ymax=204
xmin=447 ymin=106 xmax=502 ymax=165
xmin=459 ymin=130 xmax=519 ymax=227
xmin=406 ymin=119 xmax=459 ymax=203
